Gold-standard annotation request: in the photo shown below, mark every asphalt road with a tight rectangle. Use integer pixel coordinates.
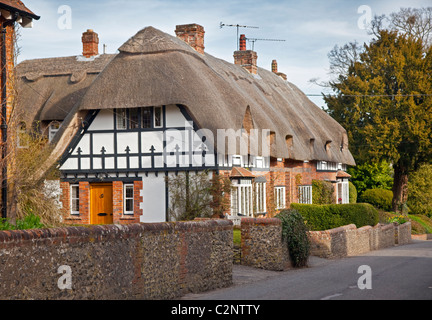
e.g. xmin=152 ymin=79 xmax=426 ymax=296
xmin=182 ymin=239 xmax=432 ymax=300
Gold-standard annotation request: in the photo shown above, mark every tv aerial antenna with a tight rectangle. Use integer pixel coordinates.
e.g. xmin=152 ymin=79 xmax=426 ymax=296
xmin=220 ymin=22 xmax=259 ymax=50
xmin=245 ymin=37 xmax=286 ymax=51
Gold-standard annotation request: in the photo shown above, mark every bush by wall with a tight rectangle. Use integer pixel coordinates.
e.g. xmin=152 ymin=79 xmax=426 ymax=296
xmin=359 ymin=188 xmax=393 ymax=211
xmin=276 ymin=209 xmax=310 ymax=268
xmin=312 ymin=180 xmax=335 ymax=205
xmin=290 ymin=203 xmax=379 ymax=231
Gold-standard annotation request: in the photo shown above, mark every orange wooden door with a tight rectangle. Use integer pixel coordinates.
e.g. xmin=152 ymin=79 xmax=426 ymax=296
xmin=90 ymin=183 xmax=113 ymax=225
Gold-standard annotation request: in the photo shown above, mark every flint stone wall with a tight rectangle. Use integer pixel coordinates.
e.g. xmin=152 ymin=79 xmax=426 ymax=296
xmin=240 ymin=218 xmax=291 ymax=271
xmin=0 ymin=219 xmax=233 ymax=300
xmin=308 ymin=222 xmax=412 ymax=259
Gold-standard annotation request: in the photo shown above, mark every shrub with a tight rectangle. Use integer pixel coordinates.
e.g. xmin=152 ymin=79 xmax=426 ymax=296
xmin=349 ymin=181 xmax=357 ymax=203
xmin=312 ymin=180 xmax=335 ymax=204
xmin=290 ymin=203 xmax=379 ymax=231
xmin=290 ymin=204 xmax=342 ymax=231
xmin=276 ymin=209 xmax=310 ymax=268
xmin=0 ymin=214 xmax=45 ymax=231
xmin=359 ymin=188 xmax=393 ymax=211
xmin=347 ymin=161 xmax=393 ymax=196
xmin=407 ymin=164 xmax=432 ymax=217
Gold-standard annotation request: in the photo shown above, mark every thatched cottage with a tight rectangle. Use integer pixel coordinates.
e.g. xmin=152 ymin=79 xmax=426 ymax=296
xmin=16 ymin=24 xmax=355 ymax=225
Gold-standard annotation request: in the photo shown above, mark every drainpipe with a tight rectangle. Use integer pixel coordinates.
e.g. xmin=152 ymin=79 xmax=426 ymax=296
xmin=1 ymin=12 xmax=18 ymax=220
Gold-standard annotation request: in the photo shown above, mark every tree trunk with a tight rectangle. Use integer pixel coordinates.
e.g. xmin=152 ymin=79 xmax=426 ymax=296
xmin=392 ymin=165 xmax=409 ymax=214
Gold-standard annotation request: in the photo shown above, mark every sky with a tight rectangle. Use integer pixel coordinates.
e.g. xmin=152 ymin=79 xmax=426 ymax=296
xmin=17 ymin=0 xmax=432 ymax=108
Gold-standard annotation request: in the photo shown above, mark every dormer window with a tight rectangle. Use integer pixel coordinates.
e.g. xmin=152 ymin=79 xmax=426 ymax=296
xmin=232 ymin=155 xmax=242 ymax=167
xmin=116 ymin=107 xmax=164 ymax=130
xmin=49 ymin=121 xmax=61 ymax=142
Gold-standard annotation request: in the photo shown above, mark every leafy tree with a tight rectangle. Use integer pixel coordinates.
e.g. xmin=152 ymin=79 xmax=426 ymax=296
xmin=324 ymin=26 xmax=432 ymax=213
xmin=347 ymin=161 xmax=393 ymax=196
xmin=407 ymin=164 xmax=432 ymax=217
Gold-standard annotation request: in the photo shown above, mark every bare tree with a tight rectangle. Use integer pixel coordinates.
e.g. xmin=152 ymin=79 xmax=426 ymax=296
xmin=0 ymin=24 xmax=62 ymax=227
xmin=370 ymin=7 xmax=432 ymax=50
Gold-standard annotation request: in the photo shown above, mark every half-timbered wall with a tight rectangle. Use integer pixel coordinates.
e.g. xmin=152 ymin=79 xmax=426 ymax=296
xmin=60 ymin=104 xmax=217 ymax=224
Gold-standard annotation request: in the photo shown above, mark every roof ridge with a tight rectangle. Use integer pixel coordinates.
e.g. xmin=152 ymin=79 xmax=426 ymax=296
xmin=118 ymin=26 xmax=197 ymax=55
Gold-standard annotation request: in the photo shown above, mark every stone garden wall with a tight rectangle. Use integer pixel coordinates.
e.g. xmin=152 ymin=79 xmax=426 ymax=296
xmin=0 ymin=219 xmax=233 ymax=300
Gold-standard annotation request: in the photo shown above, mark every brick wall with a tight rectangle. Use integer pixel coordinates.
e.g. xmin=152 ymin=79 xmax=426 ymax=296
xmin=112 ymin=181 xmax=123 ymax=223
xmin=79 ymin=181 xmax=90 ymax=224
xmin=0 ymin=219 xmax=233 ymax=300
xmin=308 ymin=222 xmax=412 ymax=258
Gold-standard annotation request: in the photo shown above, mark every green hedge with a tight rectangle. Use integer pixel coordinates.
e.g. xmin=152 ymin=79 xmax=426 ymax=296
xmin=312 ymin=180 xmax=335 ymax=204
xmin=359 ymin=188 xmax=393 ymax=211
xmin=290 ymin=203 xmax=379 ymax=231
xmin=349 ymin=181 xmax=357 ymax=203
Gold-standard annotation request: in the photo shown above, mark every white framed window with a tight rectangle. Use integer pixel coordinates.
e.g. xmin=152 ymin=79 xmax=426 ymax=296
xmin=337 ymin=179 xmax=349 ymax=204
xmin=231 ymin=179 xmax=253 ymax=216
xmin=317 ymin=161 xmax=339 ymax=171
xmin=70 ymin=185 xmax=80 ymax=215
xmin=129 ymin=108 xmax=140 ymax=129
xmin=116 ymin=109 xmax=127 ymax=130
xmin=48 ymin=121 xmax=61 ymax=142
xmin=298 ymin=185 xmax=313 ymax=204
xmin=255 ymin=156 xmax=263 ymax=168
xmin=154 ymin=106 xmax=163 ymax=128
xmin=124 ymin=184 xmax=134 ymax=215
xmin=232 ymin=155 xmax=242 ymax=167
xmin=255 ymin=182 xmax=266 ymax=214
xmin=142 ymin=107 xmax=152 ymax=128
xmin=274 ymin=186 xmax=286 ymax=210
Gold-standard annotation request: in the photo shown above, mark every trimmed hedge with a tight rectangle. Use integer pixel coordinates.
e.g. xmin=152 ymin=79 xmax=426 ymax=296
xmin=349 ymin=181 xmax=357 ymax=204
xmin=290 ymin=203 xmax=379 ymax=231
xmin=312 ymin=180 xmax=335 ymax=204
xmin=359 ymin=188 xmax=393 ymax=211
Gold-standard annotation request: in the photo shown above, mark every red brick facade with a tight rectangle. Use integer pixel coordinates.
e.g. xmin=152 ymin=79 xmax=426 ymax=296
xmin=60 ymin=180 xmax=142 ymax=225
xmin=221 ymin=158 xmax=340 ymax=218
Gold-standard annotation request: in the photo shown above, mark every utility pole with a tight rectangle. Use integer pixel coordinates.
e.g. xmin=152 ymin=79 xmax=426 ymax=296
xmin=1 ymin=12 xmax=18 ymax=219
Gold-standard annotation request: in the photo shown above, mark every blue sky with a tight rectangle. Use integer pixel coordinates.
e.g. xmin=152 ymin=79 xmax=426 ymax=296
xmin=17 ymin=0 xmax=432 ymax=107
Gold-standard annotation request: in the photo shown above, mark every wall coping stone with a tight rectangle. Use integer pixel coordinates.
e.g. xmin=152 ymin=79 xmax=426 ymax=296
xmin=0 ymin=220 xmax=233 ymax=246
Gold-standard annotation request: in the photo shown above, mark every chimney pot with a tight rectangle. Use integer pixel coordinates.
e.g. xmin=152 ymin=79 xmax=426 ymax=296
xmin=82 ymin=29 xmax=99 ymax=58
xmin=175 ymin=23 xmax=205 ymax=54
xmin=272 ymin=60 xmax=278 ymax=73
xmin=239 ymin=34 xmax=246 ymax=51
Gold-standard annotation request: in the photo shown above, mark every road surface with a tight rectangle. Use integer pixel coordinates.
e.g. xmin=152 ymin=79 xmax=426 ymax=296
xmin=182 ymin=239 xmax=432 ymax=300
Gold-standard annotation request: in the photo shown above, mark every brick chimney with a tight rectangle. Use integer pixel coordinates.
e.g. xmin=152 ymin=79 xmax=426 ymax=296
xmin=82 ymin=29 xmax=99 ymax=58
xmin=271 ymin=59 xmax=287 ymax=80
xmin=271 ymin=59 xmax=278 ymax=73
xmin=175 ymin=24 xmax=205 ymax=54
xmin=234 ymin=34 xmax=257 ymax=74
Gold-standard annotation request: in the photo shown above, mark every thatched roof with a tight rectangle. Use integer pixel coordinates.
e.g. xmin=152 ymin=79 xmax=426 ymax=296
xmin=77 ymin=26 xmax=355 ymax=165
xmin=16 ymin=54 xmax=115 ymax=123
